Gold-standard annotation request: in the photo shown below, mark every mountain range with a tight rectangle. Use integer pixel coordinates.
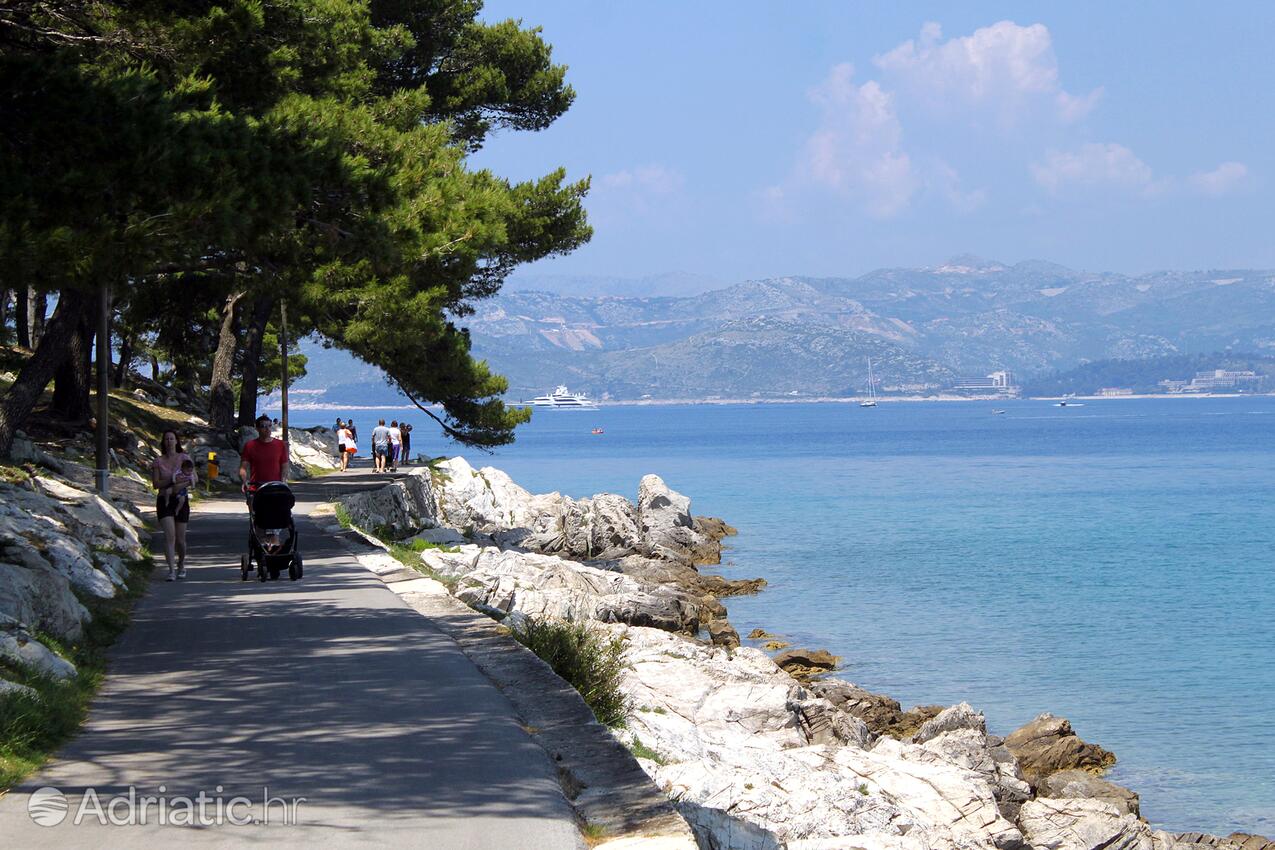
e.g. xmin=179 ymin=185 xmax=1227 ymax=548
xmin=284 ymin=256 xmax=1275 ymax=403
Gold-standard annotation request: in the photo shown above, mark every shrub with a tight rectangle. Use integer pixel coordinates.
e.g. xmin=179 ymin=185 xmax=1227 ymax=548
xmin=512 ymin=617 xmax=629 ymax=727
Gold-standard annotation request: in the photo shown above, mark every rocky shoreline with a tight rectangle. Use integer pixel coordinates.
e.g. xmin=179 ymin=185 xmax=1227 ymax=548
xmin=333 ymin=449 xmax=1272 ymax=850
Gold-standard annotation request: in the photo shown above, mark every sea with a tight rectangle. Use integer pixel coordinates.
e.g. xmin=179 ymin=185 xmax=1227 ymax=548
xmin=284 ymin=397 xmax=1275 ymax=834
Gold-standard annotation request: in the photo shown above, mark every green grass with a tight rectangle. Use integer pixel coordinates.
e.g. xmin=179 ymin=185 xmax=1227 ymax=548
xmin=511 ymin=617 xmax=630 ymax=728
xmin=387 ymin=542 xmax=459 ymax=591
xmin=0 ymin=554 xmax=154 ymax=790
xmin=333 ymin=503 xmax=353 ymax=529
xmin=580 ymin=822 xmax=609 ymax=846
xmin=627 ymin=737 xmax=667 ymax=765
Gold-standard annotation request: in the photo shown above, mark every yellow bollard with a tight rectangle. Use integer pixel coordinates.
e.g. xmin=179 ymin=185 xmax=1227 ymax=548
xmin=206 ymin=451 xmax=219 ymax=493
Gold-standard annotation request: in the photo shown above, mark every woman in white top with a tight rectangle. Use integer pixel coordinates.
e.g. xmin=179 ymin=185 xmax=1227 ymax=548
xmin=338 ymin=424 xmax=355 ymax=471
xmin=388 ymin=421 xmax=402 ymax=471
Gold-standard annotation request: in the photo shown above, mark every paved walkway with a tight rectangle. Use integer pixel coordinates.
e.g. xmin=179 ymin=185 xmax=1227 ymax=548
xmin=0 ymin=462 xmax=584 ymax=847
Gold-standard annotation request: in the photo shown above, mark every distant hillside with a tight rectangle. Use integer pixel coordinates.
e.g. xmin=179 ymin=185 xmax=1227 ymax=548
xmin=1021 ymin=353 xmax=1275 ymax=396
xmin=280 ymin=258 xmax=1275 ymax=402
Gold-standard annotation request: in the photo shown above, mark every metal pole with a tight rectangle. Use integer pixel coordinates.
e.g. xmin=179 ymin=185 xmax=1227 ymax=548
xmin=94 ymin=282 xmax=110 ymax=495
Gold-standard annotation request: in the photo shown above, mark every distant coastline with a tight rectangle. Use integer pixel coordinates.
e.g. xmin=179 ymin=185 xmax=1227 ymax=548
xmin=265 ymin=391 xmax=1273 ymax=412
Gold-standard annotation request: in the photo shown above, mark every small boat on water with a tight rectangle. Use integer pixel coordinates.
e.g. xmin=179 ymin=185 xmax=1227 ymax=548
xmin=991 ymin=409 xmax=1006 ymax=415
xmin=529 ymin=385 xmax=598 ymax=409
xmin=860 ymin=358 xmax=878 ymax=408
xmin=591 ymin=427 xmax=604 ymax=435
xmin=1055 ymin=401 xmax=1085 ymax=407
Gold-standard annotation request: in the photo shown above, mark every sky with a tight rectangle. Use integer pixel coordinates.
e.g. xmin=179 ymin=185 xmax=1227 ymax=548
xmin=473 ymin=2 xmax=1275 ymax=284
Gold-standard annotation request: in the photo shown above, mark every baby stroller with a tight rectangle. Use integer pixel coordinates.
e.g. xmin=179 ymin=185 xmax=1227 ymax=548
xmin=241 ymin=481 xmax=303 ymax=582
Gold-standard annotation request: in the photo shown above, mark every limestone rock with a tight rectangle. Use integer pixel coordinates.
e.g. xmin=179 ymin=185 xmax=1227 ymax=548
xmin=1037 ymin=770 xmax=1140 ymax=817
xmin=1173 ymin=833 xmax=1275 ymax=850
xmin=706 ymin=619 xmax=739 ymax=649
xmin=0 ymin=678 xmax=38 ymax=699
xmin=0 ymin=620 xmax=77 ymax=680
xmin=747 ymin=628 xmax=774 ymax=640
xmin=0 ymin=562 xmax=90 ymax=640
xmin=337 ymin=468 xmax=440 ymax=538
xmin=1004 ymin=713 xmax=1116 ymax=783
xmin=637 ymin=475 xmax=718 ymax=565
xmin=806 ymin=679 xmax=905 ymax=734
xmin=913 ymin=701 xmax=987 ymax=743
xmin=1017 ymin=797 xmax=1164 ymax=850
xmin=773 ymin=647 xmax=839 ymax=679
xmin=407 ymin=527 xmax=467 ymax=547
xmin=452 ymin=549 xmax=701 ymax=633
xmin=620 ymin=626 xmax=1020 ymax=848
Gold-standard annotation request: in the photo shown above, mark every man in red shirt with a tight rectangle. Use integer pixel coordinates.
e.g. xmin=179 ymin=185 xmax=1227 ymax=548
xmin=239 ymin=414 xmax=290 ymax=489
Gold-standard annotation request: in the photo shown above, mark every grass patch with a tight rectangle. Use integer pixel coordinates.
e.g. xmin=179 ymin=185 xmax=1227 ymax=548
xmin=627 ymin=737 xmax=667 ymax=765
xmin=0 ymin=554 xmax=153 ymax=790
xmin=511 ymin=617 xmax=629 ymax=728
xmin=333 ymin=503 xmax=353 ymax=530
xmin=387 ymin=543 xmax=459 ymax=591
xmin=0 ymin=464 xmax=31 ymax=486
xmin=580 ymin=822 xmax=609 ymax=846
xmin=302 ymin=463 xmax=338 ymax=478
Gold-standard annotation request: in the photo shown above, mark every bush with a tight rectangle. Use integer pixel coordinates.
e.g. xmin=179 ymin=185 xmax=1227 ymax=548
xmin=512 ymin=617 xmax=629 ymax=727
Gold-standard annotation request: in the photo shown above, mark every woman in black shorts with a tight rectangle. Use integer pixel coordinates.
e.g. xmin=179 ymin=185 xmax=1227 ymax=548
xmin=152 ymin=429 xmax=196 ymax=581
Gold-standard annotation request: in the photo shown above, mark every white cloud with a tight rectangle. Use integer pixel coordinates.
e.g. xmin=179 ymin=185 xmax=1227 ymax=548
xmin=874 ymin=21 xmax=1102 ymax=124
xmin=798 ymin=64 xmax=919 ymax=217
xmin=1189 ymin=161 xmax=1249 ymax=196
xmin=1031 ymin=143 xmax=1155 ymax=194
xmin=598 ymin=164 xmax=683 ymax=195
xmin=932 ymin=160 xmax=988 ymax=213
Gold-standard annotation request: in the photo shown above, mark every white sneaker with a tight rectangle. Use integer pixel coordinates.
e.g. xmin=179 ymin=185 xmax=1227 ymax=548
xmin=166 ymin=570 xmax=175 ymax=582
xmin=176 ymin=567 xmax=186 ymax=580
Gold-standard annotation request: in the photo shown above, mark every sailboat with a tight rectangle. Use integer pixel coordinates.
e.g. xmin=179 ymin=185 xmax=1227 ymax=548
xmin=860 ymin=359 xmax=878 ymax=408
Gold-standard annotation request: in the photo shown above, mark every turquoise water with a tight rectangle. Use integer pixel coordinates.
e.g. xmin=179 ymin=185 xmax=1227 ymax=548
xmin=291 ymin=399 xmax=1275 ymax=833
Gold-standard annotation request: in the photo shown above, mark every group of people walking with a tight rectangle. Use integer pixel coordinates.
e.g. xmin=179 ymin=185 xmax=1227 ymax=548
xmin=151 ymin=414 xmax=289 ymax=581
xmin=334 ymin=417 xmax=411 ymax=472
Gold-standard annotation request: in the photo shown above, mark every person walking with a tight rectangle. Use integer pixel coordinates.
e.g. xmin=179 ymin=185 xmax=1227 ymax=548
xmin=339 ymin=421 xmax=356 ymax=471
xmin=335 ymin=418 xmax=347 ymax=464
xmin=389 ymin=420 xmax=402 ymax=472
xmin=239 ymin=414 xmax=290 ymax=494
xmin=371 ymin=418 xmax=391 ymax=473
xmin=152 ymin=429 xmax=197 ymax=581
xmin=400 ymin=422 xmax=412 ymax=466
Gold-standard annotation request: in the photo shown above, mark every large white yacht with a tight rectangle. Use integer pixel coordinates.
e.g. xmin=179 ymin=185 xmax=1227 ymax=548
xmin=529 ymin=385 xmax=598 ymax=409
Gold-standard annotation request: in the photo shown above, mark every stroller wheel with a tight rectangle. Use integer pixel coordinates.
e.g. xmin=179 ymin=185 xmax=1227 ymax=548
xmin=241 ymin=554 xmax=250 ymax=581
xmin=294 ymin=554 xmax=303 ymax=579
xmin=257 ymin=561 xmax=267 ymax=582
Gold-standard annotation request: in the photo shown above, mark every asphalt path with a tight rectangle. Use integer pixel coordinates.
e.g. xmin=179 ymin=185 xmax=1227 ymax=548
xmin=0 ymin=461 xmax=584 ymax=848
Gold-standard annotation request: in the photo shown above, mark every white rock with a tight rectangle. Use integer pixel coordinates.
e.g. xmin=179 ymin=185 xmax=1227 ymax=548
xmin=0 ymin=621 xmax=77 ymax=680
xmin=0 ymin=678 xmax=38 ymax=699
xmin=0 ymin=562 xmax=90 ymax=640
xmin=1017 ymin=797 xmax=1164 ymax=850
xmin=337 ymin=468 xmax=440 ymax=537
xmin=453 ymin=550 xmax=700 ymax=633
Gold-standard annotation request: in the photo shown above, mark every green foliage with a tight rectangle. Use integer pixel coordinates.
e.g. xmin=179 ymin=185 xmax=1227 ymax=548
xmin=1 ymin=0 xmax=590 ymax=449
xmin=333 ymin=503 xmax=353 ymax=529
xmin=627 ymin=737 xmax=667 ymax=765
xmin=511 ymin=617 xmax=629 ymax=728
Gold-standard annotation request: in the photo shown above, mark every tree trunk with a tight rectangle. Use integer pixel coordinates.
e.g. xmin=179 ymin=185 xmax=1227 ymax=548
xmin=15 ymin=286 xmax=30 ymax=348
xmin=237 ymin=293 xmax=275 ymax=425
xmin=0 ymin=288 xmax=91 ymax=456
xmin=51 ymin=301 xmax=94 ymax=423
xmin=209 ymin=290 xmax=245 ymax=434
xmin=149 ymin=354 xmax=160 ymax=383
xmin=29 ymin=290 xmax=46 ymax=347
xmin=0 ymin=289 xmax=10 ymax=344
xmin=114 ymin=333 xmax=134 ymax=388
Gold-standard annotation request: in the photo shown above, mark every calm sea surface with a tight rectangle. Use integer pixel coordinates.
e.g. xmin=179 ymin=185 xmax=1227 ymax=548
xmin=288 ymin=398 xmax=1275 ymax=834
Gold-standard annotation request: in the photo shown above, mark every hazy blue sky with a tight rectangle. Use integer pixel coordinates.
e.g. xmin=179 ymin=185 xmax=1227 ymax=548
xmin=473 ymin=3 xmax=1273 ymax=282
